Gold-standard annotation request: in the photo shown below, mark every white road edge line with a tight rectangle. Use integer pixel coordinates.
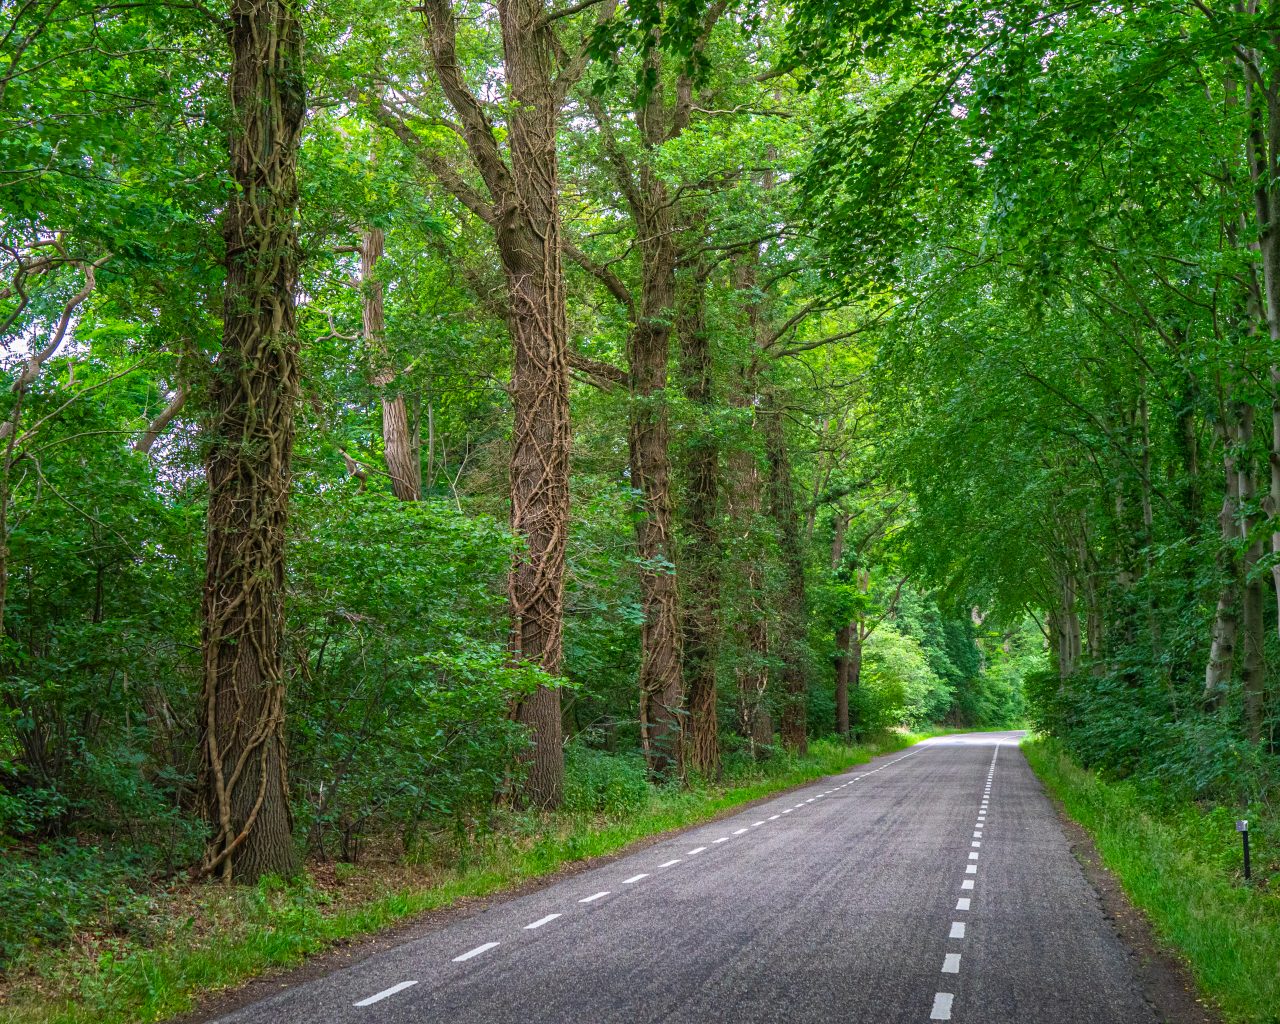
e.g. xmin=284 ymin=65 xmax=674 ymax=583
xmin=453 ymin=942 xmax=499 ymax=962
xmin=525 ymin=914 xmax=561 ymax=930
xmin=930 ymin=992 xmax=954 ymax=1020
xmin=354 ymin=980 xmax=418 ymax=1007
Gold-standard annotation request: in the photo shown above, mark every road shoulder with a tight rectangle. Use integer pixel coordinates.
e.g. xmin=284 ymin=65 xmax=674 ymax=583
xmin=1037 ymin=774 xmax=1222 ymax=1024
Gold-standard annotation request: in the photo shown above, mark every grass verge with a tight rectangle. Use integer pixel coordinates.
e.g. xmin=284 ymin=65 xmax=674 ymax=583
xmin=1023 ymin=736 xmax=1280 ymax=1024
xmin=0 ymin=731 xmax=929 ymax=1024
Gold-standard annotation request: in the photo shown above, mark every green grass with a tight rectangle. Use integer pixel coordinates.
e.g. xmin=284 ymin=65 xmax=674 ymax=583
xmin=1023 ymin=736 xmax=1280 ymax=1024
xmin=0 ymin=731 xmax=931 ymax=1024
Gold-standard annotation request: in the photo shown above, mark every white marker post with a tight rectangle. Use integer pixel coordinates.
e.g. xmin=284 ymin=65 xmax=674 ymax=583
xmin=1237 ymin=820 xmax=1251 ymax=882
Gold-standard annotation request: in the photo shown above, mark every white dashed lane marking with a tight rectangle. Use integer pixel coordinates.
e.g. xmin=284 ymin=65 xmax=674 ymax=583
xmin=354 ymin=981 xmax=418 ymax=1007
xmin=942 ymin=953 xmax=961 ymax=974
xmin=411 ymin=746 xmax=935 ymax=986
xmin=949 ymin=922 xmax=966 ymax=939
xmin=961 ymin=879 xmax=974 ymax=889
xmin=930 ymin=992 xmax=954 ymax=1020
xmin=956 ymin=897 xmax=970 ymax=910
xmin=452 ymin=942 xmax=499 ymax=962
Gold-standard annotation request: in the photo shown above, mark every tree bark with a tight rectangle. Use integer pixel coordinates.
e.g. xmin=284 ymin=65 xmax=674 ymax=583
xmin=1204 ymin=422 xmax=1240 ymax=708
xmin=495 ymin=0 xmax=570 ymax=806
xmin=362 ymin=227 xmax=422 ymax=501
xmin=848 ymin=623 xmax=864 ymax=735
xmin=830 ymin=513 xmax=851 ymax=738
xmin=726 ymin=384 xmax=769 ymax=754
xmin=1054 ymin=570 xmax=1080 ymax=680
xmin=408 ymin=0 xmax=574 ymax=806
xmin=200 ymin=0 xmax=305 ymax=883
xmin=1235 ymin=405 xmax=1266 ymax=740
xmin=677 ymin=271 xmax=721 ymax=778
xmin=762 ymin=390 xmax=808 ymax=754
xmin=629 ymin=74 xmax=683 ymax=780
xmin=834 ymin=620 xmax=852 ymax=738
xmin=1237 ymin=47 xmax=1278 ymax=740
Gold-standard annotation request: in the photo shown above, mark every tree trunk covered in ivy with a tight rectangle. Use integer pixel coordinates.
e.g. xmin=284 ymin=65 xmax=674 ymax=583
xmin=200 ymin=0 xmax=305 ymax=883
xmin=629 ymin=61 xmax=683 ymax=781
xmin=678 ymin=270 xmax=721 ymax=777
xmin=497 ymin=0 xmax=570 ymax=807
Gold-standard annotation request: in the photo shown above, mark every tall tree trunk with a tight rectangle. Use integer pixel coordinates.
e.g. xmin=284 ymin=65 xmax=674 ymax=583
xmin=1270 ymin=371 xmax=1280 ymax=642
xmin=1055 ymin=570 xmax=1080 ymax=680
xmin=362 ymin=227 xmax=422 ymax=501
xmin=1204 ymin=421 xmax=1241 ymax=708
xmin=412 ymin=0 xmax=572 ymax=806
xmin=677 ymin=271 xmax=720 ymax=778
xmin=762 ymin=389 xmax=808 ymax=754
xmin=200 ymin=0 xmax=304 ymax=883
xmin=498 ymin=0 xmax=570 ymax=807
xmin=1235 ymin=405 xmax=1266 ymax=740
xmin=630 ymin=77 xmax=683 ymax=779
xmin=1239 ymin=49 xmax=1279 ymax=741
xmin=830 ymin=513 xmax=851 ymax=738
xmin=848 ymin=621 xmax=865 ymax=736
xmin=726 ymin=388 xmax=768 ymax=754
xmin=834 ymin=621 xmax=852 ymax=737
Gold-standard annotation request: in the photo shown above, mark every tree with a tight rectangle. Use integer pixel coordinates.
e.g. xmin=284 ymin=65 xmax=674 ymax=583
xmin=199 ymin=0 xmax=306 ymax=882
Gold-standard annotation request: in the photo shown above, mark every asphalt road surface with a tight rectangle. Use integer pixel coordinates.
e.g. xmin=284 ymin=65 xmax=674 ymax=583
xmin=212 ymin=732 xmax=1161 ymax=1024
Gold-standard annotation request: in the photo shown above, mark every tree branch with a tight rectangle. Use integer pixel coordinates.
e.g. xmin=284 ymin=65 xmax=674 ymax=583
xmin=135 ymin=386 xmax=187 ymax=454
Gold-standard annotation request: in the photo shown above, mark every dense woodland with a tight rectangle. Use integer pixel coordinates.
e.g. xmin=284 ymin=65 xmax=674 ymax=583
xmin=1 ymin=0 xmax=1278 ymax=973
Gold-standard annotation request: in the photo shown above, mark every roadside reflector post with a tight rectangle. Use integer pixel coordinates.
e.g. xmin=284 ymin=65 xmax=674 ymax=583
xmin=1236 ymin=820 xmax=1251 ymax=882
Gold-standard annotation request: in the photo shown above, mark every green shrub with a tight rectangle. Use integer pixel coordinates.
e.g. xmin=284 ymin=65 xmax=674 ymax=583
xmin=562 ymin=746 xmax=651 ymax=816
xmin=0 ymin=842 xmax=158 ymax=969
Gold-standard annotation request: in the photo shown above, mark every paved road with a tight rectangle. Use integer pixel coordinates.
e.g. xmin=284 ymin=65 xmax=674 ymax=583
xmin=213 ymin=732 xmax=1159 ymax=1024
